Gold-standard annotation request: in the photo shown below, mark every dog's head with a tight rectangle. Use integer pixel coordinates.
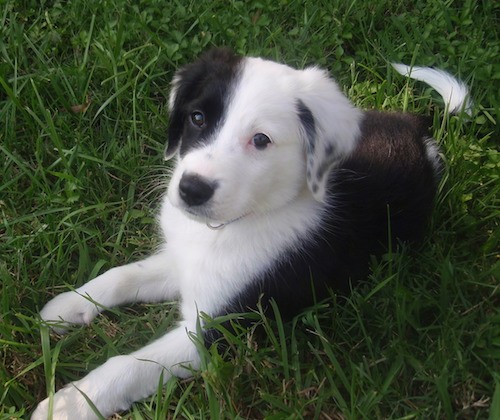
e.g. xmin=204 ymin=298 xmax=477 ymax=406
xmin=165 ymin=48 xmax=361 ymax=224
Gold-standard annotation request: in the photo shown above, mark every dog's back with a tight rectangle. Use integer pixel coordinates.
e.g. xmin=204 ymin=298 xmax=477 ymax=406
xmin=337 ymin=111 xmax=440 ymax=249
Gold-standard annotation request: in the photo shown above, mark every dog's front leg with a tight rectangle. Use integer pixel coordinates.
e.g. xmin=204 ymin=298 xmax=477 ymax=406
xmin=40 ymin=251 xmax=179 ymax=333
xmin=32 ymin=320 xmax=200 ymax=419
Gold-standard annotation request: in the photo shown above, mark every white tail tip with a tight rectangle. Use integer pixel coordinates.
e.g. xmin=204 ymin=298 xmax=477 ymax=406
xmin=392 ymin=63 xmax=472 ymax=115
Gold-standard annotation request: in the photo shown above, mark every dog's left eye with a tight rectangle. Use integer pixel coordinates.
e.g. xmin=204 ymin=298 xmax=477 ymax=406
xmin=252 ymin=133 xmax=272 ymax=150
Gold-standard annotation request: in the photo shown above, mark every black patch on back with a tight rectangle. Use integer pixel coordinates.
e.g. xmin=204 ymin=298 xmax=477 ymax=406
xmin=204 ymin=110 xmax=440 ymax=348
xmin=166 ymin=48 xmax=243 ymax=158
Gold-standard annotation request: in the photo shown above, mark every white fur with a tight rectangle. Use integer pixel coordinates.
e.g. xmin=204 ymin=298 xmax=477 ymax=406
xmin=392 ymin=63 xmax=472 ymax=115
xmin=424 ymin=137 xmax=444 ymax=177
xmin=33 ymin=55 xmax=468 ymax=419
xmin=34 ymin=56 xmax=341 ymax=419
xmin=33 ymin=195 xmax=324 ymax=419
xmin=168 ymin=57 xmax=361 ymax=219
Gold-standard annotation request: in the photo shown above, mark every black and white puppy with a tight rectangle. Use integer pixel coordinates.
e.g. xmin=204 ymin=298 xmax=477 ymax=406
xmin=33 ymin=48 xmax=470 ymax=419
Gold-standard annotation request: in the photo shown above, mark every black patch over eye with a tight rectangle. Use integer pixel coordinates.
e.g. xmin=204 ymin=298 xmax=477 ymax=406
xmin=191 ymin=111 xmax=205 ymax=127
xmin=252 ymin=133 xmax=272 ymax=150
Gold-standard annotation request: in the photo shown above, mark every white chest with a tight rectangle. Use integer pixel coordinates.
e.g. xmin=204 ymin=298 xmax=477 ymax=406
xmin=158 ymin=196 xmax=322 ymax=317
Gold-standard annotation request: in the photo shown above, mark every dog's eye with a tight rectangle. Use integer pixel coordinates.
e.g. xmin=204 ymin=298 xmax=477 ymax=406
xmin=191 ymin=111 xmax=205 ymax=127
xmin=252 ymin=133 xmax=272 ymax=150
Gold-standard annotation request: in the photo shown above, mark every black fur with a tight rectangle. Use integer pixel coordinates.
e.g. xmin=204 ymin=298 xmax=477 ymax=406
xmin=166 ymin=48 xmax=242 ymax=158
xmin=296 ymin=99 xmax=317 ymax=154
xmin=168 ymin=50 xmax=440 ymax=348
xmin=205 ymin=110 xmax=439 ymax=346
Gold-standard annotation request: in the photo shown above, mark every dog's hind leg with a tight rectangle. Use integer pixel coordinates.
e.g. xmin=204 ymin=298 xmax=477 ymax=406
xmin=39 ymin=251 xmax=179 ymax=333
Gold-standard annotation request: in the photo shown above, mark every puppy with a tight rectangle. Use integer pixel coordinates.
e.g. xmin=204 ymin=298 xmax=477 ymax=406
xmin=33 ymin=48 xmax=470 ymax=419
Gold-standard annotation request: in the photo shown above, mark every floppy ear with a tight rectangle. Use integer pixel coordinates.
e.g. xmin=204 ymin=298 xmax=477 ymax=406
xmin=296 ymin=67 xmax=362 ymax=202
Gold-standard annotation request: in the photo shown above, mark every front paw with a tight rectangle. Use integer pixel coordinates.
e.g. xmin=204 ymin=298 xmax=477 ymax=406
xmin=31 ymin=383 xmax=101 ymax=420
xmin=40 ymin=291 xmax=100 ymax=334
xmin=33 ymin=356 xmax=135 ymax=419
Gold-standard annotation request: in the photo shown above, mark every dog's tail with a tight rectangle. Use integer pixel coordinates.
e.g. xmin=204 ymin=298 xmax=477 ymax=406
xmin=392 ymin=63 xmax=472 ymax=115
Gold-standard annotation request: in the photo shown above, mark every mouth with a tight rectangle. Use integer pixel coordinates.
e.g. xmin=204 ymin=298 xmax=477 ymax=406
xmin=167 ymin=193 xmax=250 ymax=230
xmin=182 ymin=206 xmax=249 ymax=230
xmin=182 ymin=206 xmax=214 ymax=222
xmin=206 ymin=213 xmax=249 ymax=230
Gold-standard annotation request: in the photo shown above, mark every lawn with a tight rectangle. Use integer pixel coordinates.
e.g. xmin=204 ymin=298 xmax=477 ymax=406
xmin=1 ymin=0 xmax=498 ymax=418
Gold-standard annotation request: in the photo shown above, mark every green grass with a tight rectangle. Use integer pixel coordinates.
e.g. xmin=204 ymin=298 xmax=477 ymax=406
xmin=1 ymin=0 xmax=498 ymax=418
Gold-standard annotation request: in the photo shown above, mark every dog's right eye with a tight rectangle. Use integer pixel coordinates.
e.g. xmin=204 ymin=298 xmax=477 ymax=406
xmin=191 ymin=111 xmax=205 ymax=127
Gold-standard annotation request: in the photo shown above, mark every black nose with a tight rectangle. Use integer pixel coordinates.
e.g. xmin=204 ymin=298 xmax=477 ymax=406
xmin=178 ymin=173 xmax=216 ymax=206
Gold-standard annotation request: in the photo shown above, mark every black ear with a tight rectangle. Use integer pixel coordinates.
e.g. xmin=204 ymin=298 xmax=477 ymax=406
xmin=165 ymin=48 xmax=242 ymax=160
